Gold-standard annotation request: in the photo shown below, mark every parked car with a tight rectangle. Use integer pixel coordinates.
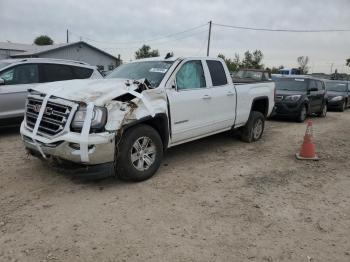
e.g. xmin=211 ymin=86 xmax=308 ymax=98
xmin=271 ymin=68 xmax=301 ymax=80
xmin=273 ymin=76 xmax=327 ymax=122
xmin=0 ymin=58 xmax=102 ymax=125
xmin=324 ymin=80 xmax=350 ymax=111
xmin=278 ymin=68 xmax=301 ymax=76
xmin=20 ymin=56 xmax=275 ymax=181
xmin=232 ymin=69 xmax=271 ymax=84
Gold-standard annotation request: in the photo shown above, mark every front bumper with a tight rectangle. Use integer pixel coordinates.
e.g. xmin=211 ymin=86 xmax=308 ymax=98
xmin=20 ymin=122 xmax=115 ymax=165
xmin=273 ymin=101 xmax=303 ymax=117
xmin=327 ymin=99 xmax=344 ymax=108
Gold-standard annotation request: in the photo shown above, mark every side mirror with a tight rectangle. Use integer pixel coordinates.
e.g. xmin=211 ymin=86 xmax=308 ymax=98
xmin=0 ymin=78 xmax=4 ymax=85
xmin=308 ymin=87 xmax=318 ymax=92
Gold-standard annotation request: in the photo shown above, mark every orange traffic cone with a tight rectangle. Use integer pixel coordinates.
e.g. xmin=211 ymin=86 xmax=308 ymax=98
xmin=296 ymin=120 xmax=319 ymax=160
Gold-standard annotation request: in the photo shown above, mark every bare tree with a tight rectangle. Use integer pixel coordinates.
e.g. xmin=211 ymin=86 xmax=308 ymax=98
xmin=297 ymin=56 xmax=309 ymax=74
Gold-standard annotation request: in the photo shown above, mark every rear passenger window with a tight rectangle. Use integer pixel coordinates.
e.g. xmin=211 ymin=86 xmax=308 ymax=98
xmin=42 ymin=64 xmax=74 ymax=82
xmin=206 ymin=60 xmax=227 ymax=86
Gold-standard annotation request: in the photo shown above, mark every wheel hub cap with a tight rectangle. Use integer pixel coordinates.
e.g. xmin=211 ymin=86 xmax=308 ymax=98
xmin=131 ymin=136 xmax=156 ymax=171
xmin=253 ymin=120 xmax=263 ymax=139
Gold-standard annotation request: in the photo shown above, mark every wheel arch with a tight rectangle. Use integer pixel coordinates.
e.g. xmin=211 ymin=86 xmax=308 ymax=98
xmin=251 ymin=96 xmax=269 ymax=117
xmin=122 ymin=113 xmax=169 ymax=151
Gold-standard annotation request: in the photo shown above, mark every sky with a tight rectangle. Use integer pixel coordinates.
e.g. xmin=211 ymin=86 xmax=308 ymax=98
xmin=1 ymin=0 xmax=350 ymax=73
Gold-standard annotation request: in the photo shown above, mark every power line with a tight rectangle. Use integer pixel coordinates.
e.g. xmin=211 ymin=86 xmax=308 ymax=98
xmin=69 ymin=23 xmax=208 ymax=46
xmin=79 ymin=28 xmax=208 ymax=51
xmin=213 ymin=23 xmax=350 ymax=32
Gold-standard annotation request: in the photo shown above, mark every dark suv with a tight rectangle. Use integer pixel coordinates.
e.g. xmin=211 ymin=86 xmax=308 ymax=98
xmin=324 ymin=80 xmax=349 ymax=111
xmin=273 ymin=76 xmax=327 ymax=122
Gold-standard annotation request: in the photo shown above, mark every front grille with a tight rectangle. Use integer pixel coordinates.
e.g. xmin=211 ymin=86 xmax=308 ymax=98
xmin=26 ymin=98 xmax=72 ymax=136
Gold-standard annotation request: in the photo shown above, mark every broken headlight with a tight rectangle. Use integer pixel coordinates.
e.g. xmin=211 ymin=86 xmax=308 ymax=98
xmin=71 ymin=106 xmax=107 ymax=132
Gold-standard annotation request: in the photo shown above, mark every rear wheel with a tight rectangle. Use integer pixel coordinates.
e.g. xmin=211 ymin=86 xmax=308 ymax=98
xmin=240 ymin=111 xmax=265 ymax=143
xmin=115 ymin=124 xmax=163 ymax=182
xmin=297 ymin=105 xmax=307 ymax=123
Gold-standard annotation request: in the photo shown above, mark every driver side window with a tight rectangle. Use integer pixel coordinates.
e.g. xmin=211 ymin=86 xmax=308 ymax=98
xmin=176 ymin=60 xmax=206 ymax=90
xmin=309 ymin=80 xmax=317 ymax=90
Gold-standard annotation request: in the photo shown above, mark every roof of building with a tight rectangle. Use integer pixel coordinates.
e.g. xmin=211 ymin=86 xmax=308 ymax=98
xmin=0 ymin=42 xmax=41 ymax=52
xmin=2 ymin=41 xmax=118 ymax=61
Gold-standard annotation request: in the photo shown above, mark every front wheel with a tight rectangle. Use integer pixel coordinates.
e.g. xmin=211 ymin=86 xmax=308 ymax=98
xmin=339 ymin=101 xmax=345 ymax=112
xmin=240 ymin=111 xmax=265 ymax=143
xmin=115 ymin=124 xmax=163 ymax=182
xmin=318 ymin=104 xmax=327 ymax=117
xmin=296 ymin=105 xmax=307 ymax=123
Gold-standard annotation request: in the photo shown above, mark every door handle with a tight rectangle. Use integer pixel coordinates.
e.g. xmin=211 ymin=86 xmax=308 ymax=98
xmin=227 ymin=91 xmax=234 ymax=96
xmin=202 ymin=95 xmax=212 ymax=100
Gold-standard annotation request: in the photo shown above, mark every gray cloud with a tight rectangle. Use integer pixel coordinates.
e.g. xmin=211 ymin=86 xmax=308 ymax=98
xmin=1 ymin=0 xmax=349 ymax=73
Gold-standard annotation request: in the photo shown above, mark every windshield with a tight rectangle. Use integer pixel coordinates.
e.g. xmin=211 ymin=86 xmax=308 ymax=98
xmin=325 ymin=82 xmax=348 ymax=92
xmin=235 ymin=70 xmax=262 ymax=80
xmin=0 ymin=62 xmax=11 ymax=70
xmin=107 ymin=61 xmax=174 ymax=87
xmin=275 ymin=78 xmax=309 ymax=91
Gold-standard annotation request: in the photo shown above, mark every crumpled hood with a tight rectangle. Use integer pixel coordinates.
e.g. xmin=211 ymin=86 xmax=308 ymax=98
xmin=32 ymin=78 xmax=137 ymax=106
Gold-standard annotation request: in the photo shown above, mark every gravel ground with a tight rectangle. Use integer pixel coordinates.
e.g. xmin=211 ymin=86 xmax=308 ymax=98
xmin=0 ymin=111 xmax=350 ymax=262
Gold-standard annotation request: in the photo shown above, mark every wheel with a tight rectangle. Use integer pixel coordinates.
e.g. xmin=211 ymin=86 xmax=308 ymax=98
xmin=318 ymin=103 xmax=327 ymax=117
xmin=240 ymin=111 xmax=265 ymax=143
xmin=115 ymin=124 xmax=163 ymax=182
xmin=339 ymin=101 xmax=345 ymax=112
xmin=296 ymin=105 xmax=307 ymax=123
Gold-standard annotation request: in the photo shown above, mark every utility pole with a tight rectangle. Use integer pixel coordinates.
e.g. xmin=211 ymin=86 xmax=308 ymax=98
xmin=66 ymin=29 xmax=69 ymax=43
xmin=206 ymin=21 xmax=212 ymax=56
xmin=330 ymin=63 xmax=334 ymax=74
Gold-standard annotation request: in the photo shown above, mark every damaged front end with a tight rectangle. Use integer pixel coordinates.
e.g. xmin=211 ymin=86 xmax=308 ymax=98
xmin=20 ymin=79 xmax=168 ymax=176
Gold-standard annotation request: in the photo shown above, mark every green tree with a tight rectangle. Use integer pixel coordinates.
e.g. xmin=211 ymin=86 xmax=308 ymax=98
xmin=241 ymin=50 xmax=264 ymax=69
xmin=135 ymin=45 xmax=159 ymax=59
xmin=34 ymin=35 xmax=54 ymax=45
xmin=346 ymin=58 xmax=350 ymax=67
xmin=218 ymin=53 xmax=241 ymax=72
xmin=297 ymin=56 xmax=309 ymax=74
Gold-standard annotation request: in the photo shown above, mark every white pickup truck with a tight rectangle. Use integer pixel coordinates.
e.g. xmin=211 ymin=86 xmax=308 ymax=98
xmin=20 ymin=57 xmax=275 ymax=181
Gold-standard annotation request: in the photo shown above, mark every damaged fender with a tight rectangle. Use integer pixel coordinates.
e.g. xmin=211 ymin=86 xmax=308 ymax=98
xmin=25 ymin=79 xmax=169 ymax=163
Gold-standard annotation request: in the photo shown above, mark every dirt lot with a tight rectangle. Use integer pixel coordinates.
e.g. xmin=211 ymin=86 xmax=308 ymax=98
xmin=0 ymin=111 xmax=350 ymax=262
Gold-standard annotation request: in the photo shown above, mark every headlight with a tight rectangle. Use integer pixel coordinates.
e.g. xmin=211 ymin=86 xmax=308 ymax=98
xmin=284 ymin=95 xmax=302 ymax=102
xmin=71 ymin=106 xmax=107 ymax=132
xmin=330 ymin=96 xmax=343 ymax=102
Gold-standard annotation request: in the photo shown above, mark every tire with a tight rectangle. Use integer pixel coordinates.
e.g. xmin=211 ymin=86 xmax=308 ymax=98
xmin=318 ymin=103 xmax=327 ymax=117
xmin=240 ymin=111 xmax=265 ymax=143
xmin=115 ymin=124 xmax=163 ymax=182
xmin=296 ymin=105 xmax=307 ymax=123
xmin=339 ymin=101 xmax=345 ymax=112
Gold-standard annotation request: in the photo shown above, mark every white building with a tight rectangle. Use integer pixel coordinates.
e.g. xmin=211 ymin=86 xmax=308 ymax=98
xmin=0 ymin=41 xmax=121 ymax=73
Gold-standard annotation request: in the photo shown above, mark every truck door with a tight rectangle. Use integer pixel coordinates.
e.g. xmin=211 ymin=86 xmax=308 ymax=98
xmin=308 ymin=80 xmax=319 ymax=113
xmin=204 ymin=60 xmax=236 ymax=130
xmin=166 ymin=59 xmax=215 ymax=144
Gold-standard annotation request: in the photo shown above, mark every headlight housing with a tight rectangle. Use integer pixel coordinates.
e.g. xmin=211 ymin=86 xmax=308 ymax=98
xmin=71 ymin=106 xmax=107 ymax=132
xmin=330 ymin=96 xmax=343 ymax=102
xmin=284 ymin=95 xmax=302 ymax=102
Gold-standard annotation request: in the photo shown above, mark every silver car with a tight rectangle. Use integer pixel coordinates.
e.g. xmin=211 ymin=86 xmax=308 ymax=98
xmin=0 ymin=58 xmax=102 ymax=125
